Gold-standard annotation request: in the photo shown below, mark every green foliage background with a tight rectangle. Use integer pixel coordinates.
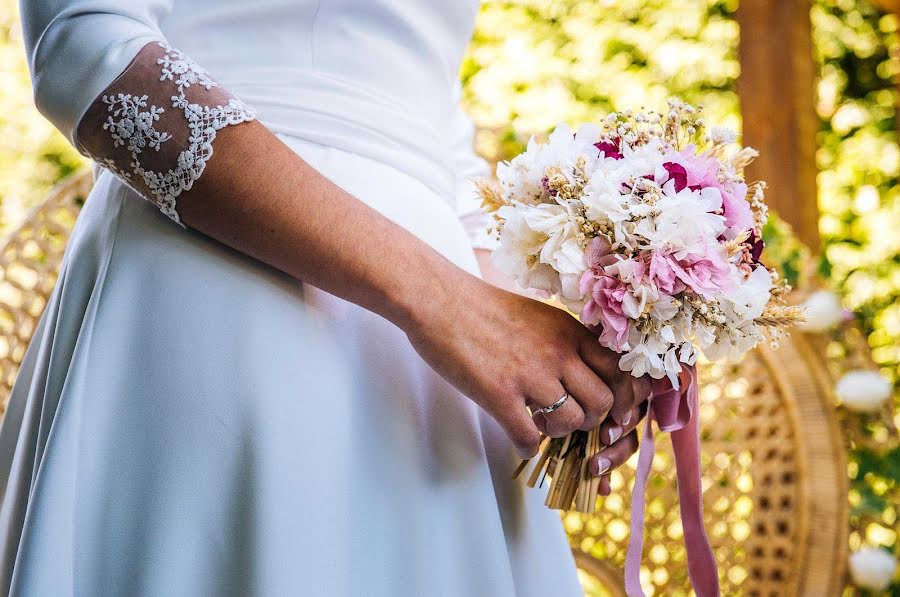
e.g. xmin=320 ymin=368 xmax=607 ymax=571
xmin=1 ymin=0 xmax=897 ymax=593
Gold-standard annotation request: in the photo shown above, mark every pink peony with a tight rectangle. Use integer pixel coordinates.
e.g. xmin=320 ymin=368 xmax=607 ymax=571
xmin=647 ymin=252 xmax=687 ymax=295
xmin=664 ymin=248 xmax=736 ymax=298
xmin=580 ymin=273 xmax=630 ymax=351
xmin=720 ymin=182 xmax=753 ymax=231
xmin=665 ymin=146 xmax=719 ymax=189
xmin=638 ymin=245 xmax=735 ymax=299
xmin=580 ymin=237 xmax=629 ymax=351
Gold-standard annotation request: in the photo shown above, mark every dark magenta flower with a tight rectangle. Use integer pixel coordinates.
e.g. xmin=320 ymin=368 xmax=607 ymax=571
xmin=594 ymin=139 xmax=623 ymax=160
xmin=662 ymin=161 xmax=688 ymax=192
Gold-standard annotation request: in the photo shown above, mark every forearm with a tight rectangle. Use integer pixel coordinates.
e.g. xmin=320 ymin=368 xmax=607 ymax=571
xmin=178 ymin=121 xmax=471 ymax=329
xmin=71 ymin=43 xmax=472 ymax=331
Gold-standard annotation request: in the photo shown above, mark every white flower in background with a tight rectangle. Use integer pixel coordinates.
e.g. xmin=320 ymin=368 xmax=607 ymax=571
xmin=835 ymin=370 xmax=892 ymax=413
xmin=800 ymin=289 xmax=843 ymax=331
xmin=849 ymin=547 xmax=897 ymax=592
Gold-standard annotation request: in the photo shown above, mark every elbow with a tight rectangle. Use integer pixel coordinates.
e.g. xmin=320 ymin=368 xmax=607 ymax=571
xmin=23 ymin=8 xmax=164 ymax=147
xmin=25 ymin=12 xmax=93 ymax=144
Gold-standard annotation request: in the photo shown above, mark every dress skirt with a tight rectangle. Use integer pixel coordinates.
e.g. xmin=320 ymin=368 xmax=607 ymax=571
xmin=0 ymin=136 xmax=582 ymax=596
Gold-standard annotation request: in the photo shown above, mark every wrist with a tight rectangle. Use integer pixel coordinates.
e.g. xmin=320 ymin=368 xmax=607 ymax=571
xmin=382 ymin=252 xmax=481 ymax=334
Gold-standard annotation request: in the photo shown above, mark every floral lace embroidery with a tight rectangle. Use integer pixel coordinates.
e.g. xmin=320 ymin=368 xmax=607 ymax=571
xmin=99 ymin=43 xmax=256 ymax=224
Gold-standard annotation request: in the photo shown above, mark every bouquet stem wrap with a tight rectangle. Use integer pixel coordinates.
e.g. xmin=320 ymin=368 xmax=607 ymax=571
xmin=625 ymin=367 xmax=719 ymax=597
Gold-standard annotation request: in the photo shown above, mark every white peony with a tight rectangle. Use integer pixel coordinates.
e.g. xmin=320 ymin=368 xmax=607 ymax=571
xmin=493 ymin=202 xmax=588 ymax=302
xmin=800 ymin=290 xmax=843 ymax=331
xmin=835 ymin=370 xmax=892 ymax=413
xmin=582 ymin=174 xmax=630 ymax=224
xmin=517 ymin=203 xmax=586 ymax=277
xmin=649 ymin=186 xmax=727 ymax=255
xmin=849 ymin=547 xmax=897 ymax=592
xmin=728 ymin=266 xmax=773 ymax=321
xmin=492 ymin=206 xmax=552 ymax=289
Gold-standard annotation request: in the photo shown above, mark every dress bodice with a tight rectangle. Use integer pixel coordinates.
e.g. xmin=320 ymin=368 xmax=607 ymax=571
xmin=162 ymin=0 xmax=482 ymax=196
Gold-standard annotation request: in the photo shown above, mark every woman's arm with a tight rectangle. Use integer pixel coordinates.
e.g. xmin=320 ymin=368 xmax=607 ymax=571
xmin=23 ymin=5 xmax=637 ymax=461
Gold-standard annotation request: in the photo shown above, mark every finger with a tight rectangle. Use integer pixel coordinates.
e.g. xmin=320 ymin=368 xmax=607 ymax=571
xmin=589 ymin=430 xmax=639 ymax=476
xmin=599 ymin=474 xmax=611 ymax=497
xmin=599 ymin=399 xmax=648 ymax=445
xmin=578 ymin=339 xmax=637 ymax=426
xmin=528 ymin=382 xmax=585 ymax=438
xmin=562 ymin=361 xmax=613 ymax=431
xmin=496 ymin=397 xmax=543 ymax=459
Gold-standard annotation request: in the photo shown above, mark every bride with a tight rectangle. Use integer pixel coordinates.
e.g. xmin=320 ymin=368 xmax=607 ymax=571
xmin=1 ymin=1 xmax=647 ymax=594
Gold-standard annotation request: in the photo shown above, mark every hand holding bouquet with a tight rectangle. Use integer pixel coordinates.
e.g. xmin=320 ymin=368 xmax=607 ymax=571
xmin=477 ymin=100 xmax=802 ymax=596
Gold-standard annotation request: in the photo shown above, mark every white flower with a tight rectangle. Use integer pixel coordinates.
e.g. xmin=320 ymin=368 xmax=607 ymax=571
xmin=619 ymin=344 xmax=666 ymax=380
xmin=517 ymin=203 xmax=585 ymax=276
xmin=800 ymin=290 xmax=843 ymax=331
xmin=496 ymin=138 xmax=547 ymax=204
xmin=649 ymin=186 xmax=727 ymax=255
xmin=835 ymin=370 xmax=892 ymax=413
xmin=709 ymin=126 xmax=737 ymax=145
xmin=727 ymin=266 xmax=773 ymax=321
xmin=492 ymin=206 xmax=551 ymax=286
xmin=582 ymin=175 xmax=630 ymax=223
xmin=849 ymin=547 xmax=897 ymax=592
xmin=493 ymin=202 xmax=587 ymax=302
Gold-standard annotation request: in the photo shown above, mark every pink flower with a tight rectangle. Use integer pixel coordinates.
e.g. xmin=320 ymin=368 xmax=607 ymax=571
xmin=720 ymin=182 xmax=753 ymax=231
xmin=665 ymin=248 xmax=736 ymax=298
xmin=585 ymin=236 xmax=618 ymax=269
xmin=580 ymin=237 xmax=629 ymax=351
xmin=665 ymin=146 xmax=719 ymax=189
xmin=647 ymin=252 xmax=687 ymax=295
xmin=580 ymin=274 xmax=630 ymax=351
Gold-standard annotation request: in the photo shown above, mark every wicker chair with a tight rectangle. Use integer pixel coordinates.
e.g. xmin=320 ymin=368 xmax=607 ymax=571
xmin=0 ymin=172 xmax=849 ymax=596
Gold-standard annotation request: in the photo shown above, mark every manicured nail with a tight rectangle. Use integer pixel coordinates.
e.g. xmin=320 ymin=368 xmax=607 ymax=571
xmin=608 ymin=426 xmax=622 ymax=444
xmin=595 ymin=456 xmax=612 ymax=476
xmin=622 ymin=411 xmax=632 ymax=426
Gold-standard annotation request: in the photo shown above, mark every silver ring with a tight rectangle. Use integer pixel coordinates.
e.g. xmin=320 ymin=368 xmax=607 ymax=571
xmin=533 ymin=392 xmax=569 ymax=416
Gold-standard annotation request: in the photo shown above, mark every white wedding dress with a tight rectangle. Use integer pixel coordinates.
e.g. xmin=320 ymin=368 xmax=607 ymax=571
xmin=0 ymin=1 xmax=583 ymax=595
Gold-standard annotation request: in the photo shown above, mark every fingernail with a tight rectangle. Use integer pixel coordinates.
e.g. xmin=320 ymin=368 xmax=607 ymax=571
xmin=595 ymin=456 xmax=611 ymax=476
xmin=622 ymin=411 xmax=632 ymax=426
xmin=608 ymin=426 xmax=622 ymax=443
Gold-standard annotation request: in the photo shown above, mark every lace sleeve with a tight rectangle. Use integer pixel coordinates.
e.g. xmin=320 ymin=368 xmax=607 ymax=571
xmin=75 ymin=42 xmax=256 ymax=225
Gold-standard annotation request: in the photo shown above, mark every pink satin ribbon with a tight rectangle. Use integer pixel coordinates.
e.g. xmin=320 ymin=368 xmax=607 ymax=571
xmin=623 ymin=367 xmax=720 ymax=597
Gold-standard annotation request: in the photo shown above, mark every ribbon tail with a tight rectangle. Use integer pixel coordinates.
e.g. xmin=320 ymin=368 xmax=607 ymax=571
xmin=624 ymin=401 xmax=655 ymax=597
xmin=670 ymin=371 xmax=720 ymax=596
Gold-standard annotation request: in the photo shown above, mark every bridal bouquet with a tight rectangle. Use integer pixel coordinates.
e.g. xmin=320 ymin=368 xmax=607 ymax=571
xmin=477 ymin=100 xmax=802 ymax=596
